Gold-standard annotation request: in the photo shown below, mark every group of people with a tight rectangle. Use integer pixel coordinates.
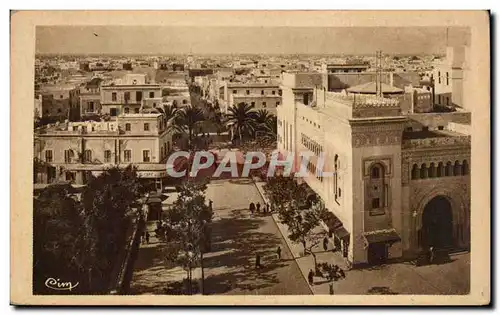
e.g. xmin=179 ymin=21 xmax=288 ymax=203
xmin=249 ymin=202 xmax=271 ymax=215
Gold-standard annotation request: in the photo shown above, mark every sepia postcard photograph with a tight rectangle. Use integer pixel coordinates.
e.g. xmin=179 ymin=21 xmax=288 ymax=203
xmin=10 ymin=10 xmax=490 ymax=306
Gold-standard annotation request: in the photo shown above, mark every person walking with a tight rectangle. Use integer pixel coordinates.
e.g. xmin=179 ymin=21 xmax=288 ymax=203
xmin=308 ymin=269 xmax=314 ymax=286
xmin=255 ymin=253 xmax=262 ymax=269
xmin=329 ymin=283 xmax=334 ymax=295
xmin=429 ymin=246 xmax=435 ymax=264
xmin=323 ymin=237 xmax=329 ymax=252
xmin=256 ymin=202 xmax=261 ymax=213
xmin=249 ymin=202 xmax=255 ymax=214
xmin=276 ymin=246 xmax=282 ymax=260
xmin=145 ymin=231 xmax=150 ymax=244
xmin=208 ymin=199 xmax=213 ymax=211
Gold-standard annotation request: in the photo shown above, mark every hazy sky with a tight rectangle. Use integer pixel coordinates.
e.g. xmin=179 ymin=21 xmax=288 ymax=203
xmin=36 ymin=26 xmax=470 ymax=55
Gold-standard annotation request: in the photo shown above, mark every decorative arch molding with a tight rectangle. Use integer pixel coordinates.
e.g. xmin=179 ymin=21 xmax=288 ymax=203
xmin=410 ymin=180 xmax=470 ymax=249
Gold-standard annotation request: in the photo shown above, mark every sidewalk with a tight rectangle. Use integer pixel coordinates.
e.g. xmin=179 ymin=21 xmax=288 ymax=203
xmin=253 ymin=178 xmax=349 ymax=295
xmin=129 ymin=221 xmax=203 ymax=295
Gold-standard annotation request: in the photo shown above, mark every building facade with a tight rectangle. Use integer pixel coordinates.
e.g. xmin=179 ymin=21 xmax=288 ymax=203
xmin=277 ymin=72 xmax=470 ymax=268
xmin=221 ymin=82 xmax=282 ymax=114
xmin=34 ymin=113 xmax=173 ymax=191
xmin=100 ymin=74 xmax=162 ymax=116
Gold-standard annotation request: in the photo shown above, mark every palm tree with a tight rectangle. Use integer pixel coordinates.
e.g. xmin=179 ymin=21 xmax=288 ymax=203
xmin=169 ymin=106 xmax=206 ymax=150
xmin=255 ymin=109 xmax=273 ymax=127
xmin=226 ymin=102 xmax=258 ymax=143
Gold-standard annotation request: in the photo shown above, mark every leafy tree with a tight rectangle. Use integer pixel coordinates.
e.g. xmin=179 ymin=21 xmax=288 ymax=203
xmin=80 ymin=165 xmax=143 ymax=291
xmin=254 ymin=109 xmax=273 ymax=127
xmin=264 ymin=176 xmax=329 ymax=271
xmin=264 ymin=175 xmax=307 ymax=212
xmin=317 ymin=262 xmax=346 ymax=283
xmin=226 ymin=102 xmax=258 ymax=143
xmin=163 ymin=180 xmax=213 ymax=294
xmin=33 ymin=184 xmax=86 ymax=293
xmin=278 ymin=200 xmax=329 ymax=271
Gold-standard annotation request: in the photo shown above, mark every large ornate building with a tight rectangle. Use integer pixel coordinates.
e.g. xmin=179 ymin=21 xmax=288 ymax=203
xmin=277 ymin=62 xmax=471 ymax=267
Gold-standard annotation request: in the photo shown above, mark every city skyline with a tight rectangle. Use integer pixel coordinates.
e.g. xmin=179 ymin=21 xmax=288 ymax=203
xmin=36 ymin=26 xmax=470 ymax=55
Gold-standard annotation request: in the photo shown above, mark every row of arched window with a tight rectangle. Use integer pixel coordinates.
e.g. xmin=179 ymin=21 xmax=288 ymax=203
xmin=411 ymin=160 xmax=469 ymax=180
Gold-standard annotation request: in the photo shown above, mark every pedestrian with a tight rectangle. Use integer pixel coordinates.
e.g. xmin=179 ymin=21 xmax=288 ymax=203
xmin=256 ymin=202 xmax=261 ymax=213
xmin=265 ymin=203 xmax=269 ymax=214
xmin=255 ymin=253 xmax=262 ymax=269
xmin=429 ymin=246 xmax=435 ymax=264
xmin=323 ymin=237 xmax=329 ymax=252
xmin=329 ymin=283 xmax=334 ymax=295
xmin=276 ymin=246 xmax=282 ymax=260
xmin=145 ymin=231 xmax=150 ymax=244
xmin=308 ymin=269 xmax=314 ymax=286
xmin=249 ymin=202 xmax=255 ymax=214
xmin=209 ymin=199 xmax=213 ymax=211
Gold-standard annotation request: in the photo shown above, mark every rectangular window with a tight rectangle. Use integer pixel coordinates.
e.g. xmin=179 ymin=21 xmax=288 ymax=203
xmin=246 ymin=90 xmax=250 ymax=95
xmin=124 ymin=92 xmax=130 ymax=101
xmin=438 ymin=126 xmax=444 ymax=130
xmin=276 ymin=101 xmax=280 ymax=106
xmin=104 ymin=150 xmax=112 ymax=163
xmin=136 ymin=91 xmax=143 ymax=102
xmin=125 ymin=123 xmax=131 ymax=131
xmin=112 ymin=92 xmax=117 ymax=101
xmin=124 ymin=107 xmax=129 ymax=114
xmin=372 ymin=198 xmax=380 ymax=209
xmin=446 ymin=72 xmax=449 ymax=86
xmin=143 ymin=150 xmax=150 ymax=162
xmin=124 ymin=150 xmax=131 ymax=163
xmin=88 ymin=101 xmax=94 ymax=112
xmin=251 ymin=102 xmax=255 ymax=106
xmin=263 ymin=102 xmax=267 ymax=108
xmin=45 ymin=150 xmax=53 ymax=163
xmin=110 ymin=108 xmax=117 ymax=116
xmin=134 ymin=108 xmax=140 ymax=113
xmin=144 ymin=123 xmax=150 ymax=131
xmin=272 ymin=90 xmax=276 ymax=95
xmin=261 ymin=90 xmax=264 ymax=95
xmin=149 ymin=91 xmax=155 ymax=98
xmin=233 ymin=90 xmax=237 ymax=94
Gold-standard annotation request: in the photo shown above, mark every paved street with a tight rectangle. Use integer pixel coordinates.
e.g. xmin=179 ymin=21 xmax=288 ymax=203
xmin=203 ymin=178 xmax=312 ymax=295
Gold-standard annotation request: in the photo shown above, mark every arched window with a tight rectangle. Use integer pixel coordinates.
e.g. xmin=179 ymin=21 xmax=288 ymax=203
xmin=462 ymin=160 xmax=469 ymax=175
xmin=437 ymin=162 xmax=444 ymax=177
xmin=454 ymin=160 xmax=462 ymax=176
xmin=371 ymin=165 xmax=381 ymax=179
xmin=420 ymin=163 xmax=427 ymax=179
xmin=428 ymin=163 xmax=436 ymax=178
xmin=368 ymin=163 xmax=386 ymax=215
xmin=445 ymin=161 xmax=453 ymax=176
xmin=411 ymin=164 xmax=419 ymax=180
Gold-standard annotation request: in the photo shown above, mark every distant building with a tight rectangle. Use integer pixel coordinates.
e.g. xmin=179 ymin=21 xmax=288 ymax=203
xmin=79 ymin=77 xmax=103 ymax=118
xmin=432 ymin=46 xmax=470 ymax=110
xmin=221 ymin=82 xmax=282 ymax=114
xmin=37 ymin=84 xmax=80 ymax=121
xmin=100 ymin=74 xmax=162 ymax=116
xmin=326 ymin=62 xmax=371 ymax=73
xmin=123 ymin=62 xmax=133 ymax=71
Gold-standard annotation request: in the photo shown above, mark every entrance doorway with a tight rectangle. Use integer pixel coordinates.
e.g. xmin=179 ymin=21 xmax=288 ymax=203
xmin=368 ymin=243 xmax=388 ymax=265
xmin=421 ymin=196 xmax=453 ymax=249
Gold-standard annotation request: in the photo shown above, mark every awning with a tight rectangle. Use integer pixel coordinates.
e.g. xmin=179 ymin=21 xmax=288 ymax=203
xmin=334 ymin=226 xmax=350 ymax=240
xmin=363 ymin=229 xmax=401 ymax=244
xmin=324 ymin=211 xmax=343 ymax=231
